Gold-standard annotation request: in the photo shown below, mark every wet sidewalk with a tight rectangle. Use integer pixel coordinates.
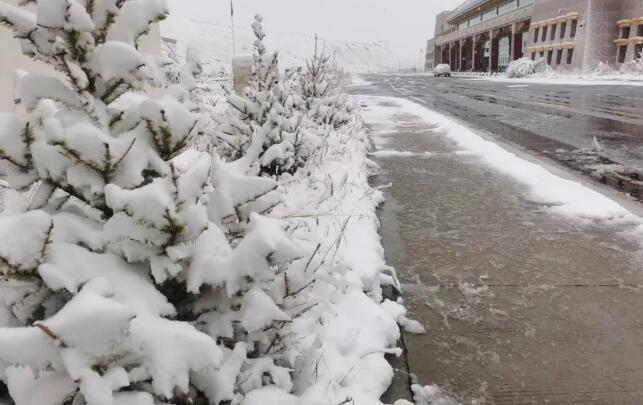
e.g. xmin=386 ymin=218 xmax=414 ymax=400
xmin=362 ymin=98 xmax=643 ymax=404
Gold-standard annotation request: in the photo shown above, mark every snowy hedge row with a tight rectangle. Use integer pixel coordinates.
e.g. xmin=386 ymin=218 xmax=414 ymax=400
xmin=0 ymin=2 xmax=405 ymax=405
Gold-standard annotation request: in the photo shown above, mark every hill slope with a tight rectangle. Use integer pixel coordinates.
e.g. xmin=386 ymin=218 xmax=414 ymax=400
xmin=161 ymin=17 xmax=398 ymax=74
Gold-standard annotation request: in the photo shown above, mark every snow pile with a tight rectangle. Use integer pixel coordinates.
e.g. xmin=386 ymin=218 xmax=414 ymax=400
xmin=500 ymin=58 xmax=643 ymax=84
xmin=505 ymin=58 xmax=548 ymax=78
xmin=620 ymin=58 xmax=643 ymax=75
xmin=0 ymin=4 xmax=410 ymax=405
xmin=271 ymin=121 xmax=406 ymax=404
xmin=394 ymin=384 xmax=461 ymax=405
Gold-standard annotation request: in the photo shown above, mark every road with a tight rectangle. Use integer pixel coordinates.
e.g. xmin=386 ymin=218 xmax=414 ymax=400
xmin=351 ymin=77 xmax=643 ymax=404
xmin=357 ymin=75 xmax=643 ymax=201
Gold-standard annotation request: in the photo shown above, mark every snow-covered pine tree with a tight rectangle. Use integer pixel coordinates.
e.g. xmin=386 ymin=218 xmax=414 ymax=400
xmin=225 ymin=15 xmax=297 ymax=176
xmin=301 ymin=48 xmax=352 ymax=129
xmin=0 ymin=2 xmax=301 ymax=404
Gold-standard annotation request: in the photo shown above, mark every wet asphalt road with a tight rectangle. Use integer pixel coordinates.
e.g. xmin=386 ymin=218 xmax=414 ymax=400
xmin=357 ymin=75 xmax=643 ymax=201
xmin=351 ymin=84 xmax=643 ymax=404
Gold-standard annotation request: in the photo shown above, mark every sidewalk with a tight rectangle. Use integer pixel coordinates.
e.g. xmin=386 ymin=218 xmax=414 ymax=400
xmin=357 ymin=96 xmax=643 ymax=404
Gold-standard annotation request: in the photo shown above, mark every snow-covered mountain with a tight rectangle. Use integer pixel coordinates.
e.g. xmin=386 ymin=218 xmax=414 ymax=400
xmin=160 ymin=16 xmax=398 ymax=74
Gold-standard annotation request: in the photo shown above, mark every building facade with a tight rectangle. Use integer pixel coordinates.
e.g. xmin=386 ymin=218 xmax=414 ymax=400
xmin=431 ymin=0 xmax=643 ymax=73
xmin=0 ymin=0 xmax=162 ymax=112
xmin=425 ymin=39 xmax=436 ymax=71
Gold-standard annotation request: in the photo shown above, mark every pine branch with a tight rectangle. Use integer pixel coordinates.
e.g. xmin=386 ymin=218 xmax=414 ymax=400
xmin=0 ymin=149 xmax=30 ymax=171
xmin=102 ymin=78 xmax=128 ymax=104
xmin=35 ymin=323 xmax=68 ymax=348
xmin=38 ymin=220 xmax=54 ymax=265
xmin=45 ymin=177 xmax=113 ymax=218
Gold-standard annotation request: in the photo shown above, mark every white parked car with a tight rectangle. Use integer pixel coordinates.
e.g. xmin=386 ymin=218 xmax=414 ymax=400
xmin=433 ymin=64 xmax=451 ymax=77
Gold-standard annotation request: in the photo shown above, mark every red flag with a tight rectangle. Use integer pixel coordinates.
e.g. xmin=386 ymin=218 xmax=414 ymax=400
xmin=230 ymin=0 xmax=234 ymax=17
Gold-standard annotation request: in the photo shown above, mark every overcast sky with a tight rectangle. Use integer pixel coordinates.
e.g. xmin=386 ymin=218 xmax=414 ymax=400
xmin=167 ymin=0 xmax=463 ymax=63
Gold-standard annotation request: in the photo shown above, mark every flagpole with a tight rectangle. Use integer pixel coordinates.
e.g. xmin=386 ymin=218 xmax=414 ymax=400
xmin=230 ymin=0 xmax=236 ymax=55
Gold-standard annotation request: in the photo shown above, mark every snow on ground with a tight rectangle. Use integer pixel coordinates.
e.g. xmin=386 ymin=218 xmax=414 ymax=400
xmin=272 ymin=123 xmax=414 ymax=405
xmin=370 ymin=151 xmax=433 ymax=158
xmin=351 ymin=76 xmax=374 ymax=87
xmin=161 ymin=17 xmax=397 ymax=74
xmin=489 ymin=75 xmax=643 ymax=86
xmin=492 ymin=57 xmax=643 ymax=85
xmin=394 ymin=384 xmax=462 ymax=405
xmin=354 ymin=95 xmax=643 ymax=229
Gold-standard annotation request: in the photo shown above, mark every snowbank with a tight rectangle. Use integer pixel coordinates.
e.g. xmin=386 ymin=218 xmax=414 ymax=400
xmin=394 ymin=384 xmax=461 ymax=405
xmin=272 ymin=122 xmax=408 ymax=404
xmin=505 ymin=58 xmax=548 ymax=78
xmin=497 ymin=58 xmax=643 ymax=86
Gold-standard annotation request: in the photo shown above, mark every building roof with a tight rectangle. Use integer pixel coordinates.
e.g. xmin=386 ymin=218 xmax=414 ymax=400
xmin=446 ymin=0 xmax=489 ymax=23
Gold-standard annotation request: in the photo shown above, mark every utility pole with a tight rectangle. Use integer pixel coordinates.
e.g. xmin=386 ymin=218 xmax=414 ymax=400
xmin=314 ymin=34 xmax=318 ymax=59
xmin=230 ymin=0 xmax=236 ymax=55
xmin=420 ymin=47 xmax=424 ymax=72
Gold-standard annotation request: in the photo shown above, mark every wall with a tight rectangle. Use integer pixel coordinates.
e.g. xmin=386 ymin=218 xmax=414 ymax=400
xmin=583 ymin=0 xmax=622 ymax=71
xmin=425 ymin=39 xmax=436 ymax=71
xmin=615 ymin=0 xmax=643 ymax=64
xmin=0 ymin=0 xmax=162 ymax=112
xmin=528 ymin=0 xmax=590 ymax=71
xmin=528 ymin=0 xmax=643 ymax=72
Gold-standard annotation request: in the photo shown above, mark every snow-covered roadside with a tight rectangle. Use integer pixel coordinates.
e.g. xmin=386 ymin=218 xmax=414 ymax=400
xmin=355 ymin=95 xmax=643 ymax=228
xmin=266 ymin=123 xmax=418 ymax=405
xmin=488 ymin=75 xmax=643 ymax=86
xmin=352 ymin=76 xmax=374 ymax=87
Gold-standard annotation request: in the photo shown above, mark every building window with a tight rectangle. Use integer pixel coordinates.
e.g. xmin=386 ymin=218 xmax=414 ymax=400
xmin=638 ymin=25 xmax=643 ymax=37
xmin=556 ymin=49 xmax=563 ymax=64
xmin=542 ymin=26 xmax=548 ymax=41
xmin=618 ymin=45 xmax=628 ymax=63
xmin=547 ymin=50 xmax=553 ymax=64
xmin=621 ymin=26 xmax=631 ymax=39
xmin=531 ymin=52 xmax=536 ymax=60
xmin=560 ymin=21 xmax=567 ymax=39
xmin=534 ymin=27 xmax=540 ymax=43
xmin=635 ymin=44 xmax=643 ymax=60
xmin=551 ymin=24 xmax=557 ymax=40
xmin=482 ymin=9 xmax=497 ymax=21
xmin=539 ymin=51 xmax=544 ymax=58
xmin=570 ymin=20 xmax=577 ymax=38
xmin=566 ymin=48 xmax=574 ymax=64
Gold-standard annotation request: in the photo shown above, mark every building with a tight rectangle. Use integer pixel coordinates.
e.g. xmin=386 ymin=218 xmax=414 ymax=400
xmin=431 ymin=0 xmax=643 ymax=73
xmin=425 ymin=39 xmax=436 ymax=71
xmin=0 ymin=0 xmax=162 ymax=112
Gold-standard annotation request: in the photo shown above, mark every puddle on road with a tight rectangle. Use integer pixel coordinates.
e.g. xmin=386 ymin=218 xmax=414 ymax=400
xmin=366 ymin=101 xmax=643 ymax=405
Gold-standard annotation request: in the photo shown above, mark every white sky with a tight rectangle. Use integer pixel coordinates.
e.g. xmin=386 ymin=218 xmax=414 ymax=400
xmin=166 ymin=0 xmax=464 ymax=63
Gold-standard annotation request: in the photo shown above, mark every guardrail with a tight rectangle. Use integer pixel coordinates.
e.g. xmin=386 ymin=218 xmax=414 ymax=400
xmin=448 ymin=71 xmax=504 ymax=77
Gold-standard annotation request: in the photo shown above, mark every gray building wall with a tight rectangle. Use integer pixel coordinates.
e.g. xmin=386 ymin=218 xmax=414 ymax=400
xmin=426 ymin=39 xmax=436 ymax=70
xmin=614 ymin=0 xmax=643 ymax=65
